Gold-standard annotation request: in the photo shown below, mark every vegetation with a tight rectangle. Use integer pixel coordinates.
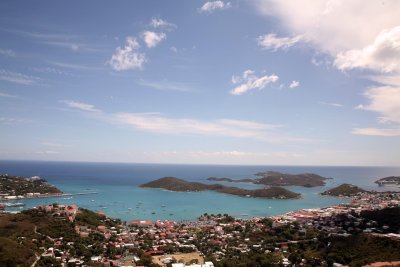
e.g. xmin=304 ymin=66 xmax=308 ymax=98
xmin=207 ymin=171 xmax=329 ymax=187
xmin=324 ymin=234 xmax=400 ymax=267
xmin=207 ymin=177 xmax=254 ymax=183
xmin=321 ymin=183 xmax=366 ymax=197
xmin=140 ymin=177 xmax=301 ymax=199
xmin=75 ymin=208 xmax=120 ymax=228
xmin=0 ymin=174 xmax=62 ymax=196
xmin=360 ymin=206 xmax=400 ymax=232
xmin=255 ymin=171 xmax=328 ymax=187
xmin=375 ymin=176 xmax=400 ymax=186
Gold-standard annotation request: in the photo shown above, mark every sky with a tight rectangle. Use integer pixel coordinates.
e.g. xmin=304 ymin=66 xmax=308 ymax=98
xmin=0 ymin=0 xmax=400 ymax=166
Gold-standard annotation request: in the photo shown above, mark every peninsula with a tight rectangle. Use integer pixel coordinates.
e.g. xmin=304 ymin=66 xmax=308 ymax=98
xmin=208 ymin=171 xmax=329 ymax=187
xmin=375 ymin=176 xmax=400 ymax=186
xmin=140 ymin=177 xmax=301 ymax=199
xmin=0 ymin=174 xmax=63 ymax=200
xmin=321 ymin=183 xmax=367 ymax=197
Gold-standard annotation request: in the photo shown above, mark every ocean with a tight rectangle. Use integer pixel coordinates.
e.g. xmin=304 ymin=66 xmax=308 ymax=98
xmin=1 ymin=160 xmax=399 ymax=222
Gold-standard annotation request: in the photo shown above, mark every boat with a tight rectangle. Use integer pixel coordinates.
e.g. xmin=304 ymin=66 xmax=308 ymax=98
xmin=91 ymin=199 xmax=95 ymax=202
xmin=161 ymin=204 xmax=167 ymax=207
xmin=240 ymin=214 xmax=249 ymax=217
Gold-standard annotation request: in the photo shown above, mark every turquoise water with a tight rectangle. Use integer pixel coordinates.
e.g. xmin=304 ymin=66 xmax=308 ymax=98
xmin=1 ymin=161 xmax=399 ymax=222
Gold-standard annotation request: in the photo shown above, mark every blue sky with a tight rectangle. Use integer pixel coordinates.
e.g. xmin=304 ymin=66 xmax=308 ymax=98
xmin=1 ymin=0 xmax=400 ymax=165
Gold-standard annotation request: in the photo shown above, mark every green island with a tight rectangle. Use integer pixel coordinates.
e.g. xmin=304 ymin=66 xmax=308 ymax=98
xmin=321 ymin=183 xmax=367 ymax=197
xmin=207 ymin=171 xmax=329 ymax=187
xmin=140 ymin=177 xmax=301 ymax=199
xmin=0 ymin=174 xmax=63 ymax=199
xmin=375 ymin=176 xmax=400 ymax=186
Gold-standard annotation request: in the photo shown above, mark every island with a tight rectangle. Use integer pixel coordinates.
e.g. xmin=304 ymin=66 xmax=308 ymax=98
xmin=375 ymin=176 xmax=400 ymax=186
xmin=321 ymin=183 xmax=367 ymax=197
xmin=0 ymin=174 xmax=63 ymax=200
xmin=140 ymin=177 xmax=301 ymax=199
xmin=208 ymin=171 xmax=329 ymax=187
xmin=207 ymin=177 xmax=255 ymax=183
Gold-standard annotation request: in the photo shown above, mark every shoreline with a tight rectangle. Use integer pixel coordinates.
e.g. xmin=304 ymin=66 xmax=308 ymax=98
xmin=0 ymin=191 xmax=98 ymax=201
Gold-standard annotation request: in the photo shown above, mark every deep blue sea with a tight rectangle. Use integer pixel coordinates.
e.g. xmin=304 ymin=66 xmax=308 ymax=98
xmin=1 ymin=160 xmax=399 ymax=222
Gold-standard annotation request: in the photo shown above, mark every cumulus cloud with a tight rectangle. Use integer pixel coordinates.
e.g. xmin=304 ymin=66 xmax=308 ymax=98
xmin=142 ymin=31 xmax=166 ymax=48
xmin=109 ymin=37 xmax=146 ymax=71
xmin=289 ymin=80 xmax=300 ymax=88
xmin=357 ymin=85 xmax=400 ymax=124
xmin=230 ymin=69 xmax=279 ymax=95
xmin=253 ymin=0 xmax=400 ymax=137
xmin=199 ymin=1 xmax=231 ymax=13
xmin=149 ymin=18 xmax=176 ymax=29
xmin=257 ymin=33 xmax=303 ymax=51
xmin=253 ymin=0 xmax=400 ymax=54
xmin=351 ymin=75 xmax=400 ymax=136
xmin=62 ymin=100 xmax=100 ymax=112
xmin=335 ymin=26 xmax=400 ymax=73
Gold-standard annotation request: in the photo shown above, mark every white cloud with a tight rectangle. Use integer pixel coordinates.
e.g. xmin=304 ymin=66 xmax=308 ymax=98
xmin=142 ymin=31 xmax=166 ymax=48
xmin=199 ymin=1 xmax=231 ymax=13
xmin=0 ymin=70 xmax=40 ymax=85
xmin=253 ymin=0 xmax=400 ymax=137
xmin=319 ymin=102 xmax=343 ymax=108
xmin=49 ymin=61 xmax=102 ymax=71
xmin=35 ymin=150 xmax=60 ymax=155
xmin=357 ymin=85 xmax=400 ymax=124
xmin=61 ymin=101 xmax=312 ymax=143
xmin=109 ymin=37 xmax=146 ymax=71
xmin=138 ymin=79 xmax=193 ymax=92
xmin=230 ymin=69 xmax=279 ymax=95
xmin=289 ymin=80 xmax=300 ymax=88
xmin=150 ymin=18 xmax=176 ymax=29
xmin=253 ymin=0 xmax=400 ymax=54
xmin=335 ymin=26 xmax=400 ymax=73
xmin=352 ymin=127 xmax=400 ymax=137
xmin=0 ymin=117 xmax=32 ymax=124
xmin=0 ymin=48 xmax=15 ymax=57
xmin=116 ymin=113 xmax=279 ymax=139
xmin=40 ymin=142 xmax=68 ymax=147
xmin=62 ymin=100 xmax=100 ymax=112
xmin=0 ymin=92 xmax=18 ymax=98
xmin=257 ymin=33 xmax=303 ymax=51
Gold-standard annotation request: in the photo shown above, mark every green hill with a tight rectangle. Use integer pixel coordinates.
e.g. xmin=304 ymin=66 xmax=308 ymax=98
xmin=140 ymin=177 xmax=301 ymax=199
xmin=321 ymin=183 xmax=366 ymax=197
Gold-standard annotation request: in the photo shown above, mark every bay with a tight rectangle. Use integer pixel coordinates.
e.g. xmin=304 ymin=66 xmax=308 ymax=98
xmin=1 ymin=160 xmax=399 ymax=222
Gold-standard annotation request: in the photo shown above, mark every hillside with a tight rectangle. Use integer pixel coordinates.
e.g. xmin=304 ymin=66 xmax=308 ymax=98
xmin=255 ymin=171 xmax=328 ymax=187
xmin=321 ymin=183 xmax=366 ymax=197
xmin=207 ymin=177 xmax=255 ymax=183
xmin=140 ymin=177 xmax=209 ymax=192
xmin=375 ymin=176 xmax=400 ymax=186
xmin=140 ymin=177 xmax=301 ymax=199
xmin=0 ymin=174 xmax=62 ymax=197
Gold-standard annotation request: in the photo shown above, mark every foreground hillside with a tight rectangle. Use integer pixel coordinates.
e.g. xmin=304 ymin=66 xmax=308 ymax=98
xmin=1 ymin=205 xmax=400 ymax=267
xmin=140 ymin=177 xmax=301 ymax=199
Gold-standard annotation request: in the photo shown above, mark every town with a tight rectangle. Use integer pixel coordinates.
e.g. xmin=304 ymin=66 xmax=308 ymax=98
xmin=1 ymin=190 xmax=400 ymax=267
